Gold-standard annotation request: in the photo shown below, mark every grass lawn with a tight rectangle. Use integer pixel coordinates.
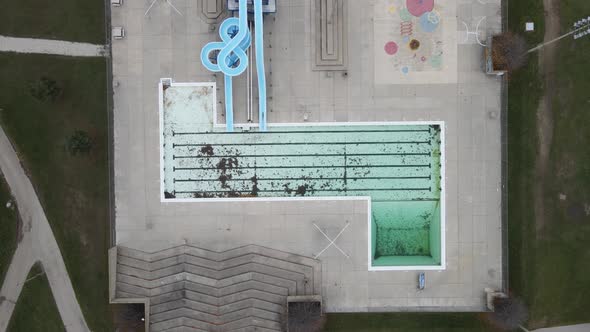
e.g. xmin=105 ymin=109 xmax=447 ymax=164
xmin=0 ymin=174 xmax=18 ymax=285
xmin=506 ymin=57 xmax=541 ymax=318
xmin=0 ymin=0 xmax=105 ymax=44
xmin=0 ymin=53 xmax=112 ymax=331
xmin=324 ymin=313 xmax=500 ymax=332
xmin=527 ymin=0 xmax=590 ymax=326
xmin=506 ymin=0 xmax=544 ymax=312
xmin=7 ymin=263 xmax=65 ymax=332
xmin=507 ymin=0 xmax=590 ymax=328
xmin=507 ymin=0 xmax=545 ymax=46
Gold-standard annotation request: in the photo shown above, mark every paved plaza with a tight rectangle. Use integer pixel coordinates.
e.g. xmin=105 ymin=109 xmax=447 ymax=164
xmin=110 ymin=0 xmax=504 ymax=321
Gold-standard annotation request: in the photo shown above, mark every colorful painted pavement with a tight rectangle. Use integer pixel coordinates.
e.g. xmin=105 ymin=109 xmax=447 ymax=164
xmin=374 ymin=0 xmax=457 ymax=84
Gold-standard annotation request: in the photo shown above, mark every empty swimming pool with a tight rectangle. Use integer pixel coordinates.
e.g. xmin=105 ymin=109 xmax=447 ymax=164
xmin=159 ymin=82 xmax=445 ymax=270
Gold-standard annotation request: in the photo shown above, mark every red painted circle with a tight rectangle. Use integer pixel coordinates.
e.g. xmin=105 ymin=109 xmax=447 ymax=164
xmin=407 ymin=0 xmax=435 ymax=17
xmin=384 ymin=41 xmax=398 ymax=55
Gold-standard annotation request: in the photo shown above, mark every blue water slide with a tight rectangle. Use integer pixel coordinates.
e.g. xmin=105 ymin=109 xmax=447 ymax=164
xmin=200 ymin=0 xmax=268 ymax=132
xmin=253 ymin=0 xmax=267 ymax=131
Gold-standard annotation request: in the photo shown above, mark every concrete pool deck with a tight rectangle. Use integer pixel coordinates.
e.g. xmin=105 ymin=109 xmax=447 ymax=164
xmin=111 ymin=0 xmax=504 ymax=314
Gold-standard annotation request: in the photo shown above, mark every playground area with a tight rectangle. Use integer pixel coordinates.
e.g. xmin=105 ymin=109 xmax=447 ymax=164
xmin=373 ymin=0 xmax=457 ymax=84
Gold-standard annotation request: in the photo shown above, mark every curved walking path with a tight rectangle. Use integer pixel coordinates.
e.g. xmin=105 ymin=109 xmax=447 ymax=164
xmin=534 ymin=324 xmax=590 ymax=332
xmin=0 ymin=35 xmax=106 ymax=57
xmin=534 ymin=0 xmax=560 ymax=235
xmin=0 ymin=127 xmax=89 ymax=332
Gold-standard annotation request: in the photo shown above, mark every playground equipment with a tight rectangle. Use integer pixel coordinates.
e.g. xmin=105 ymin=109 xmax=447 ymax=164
xmin=200 ymin=0 xmax=268 ymax=132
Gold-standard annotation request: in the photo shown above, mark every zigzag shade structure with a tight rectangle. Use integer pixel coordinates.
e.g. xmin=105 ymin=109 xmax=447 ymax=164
xmin=111 ymin=245 xmax=321 ymax=332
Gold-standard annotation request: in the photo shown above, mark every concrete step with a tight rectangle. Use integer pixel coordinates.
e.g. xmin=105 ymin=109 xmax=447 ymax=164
xmin=151 ymin=307 xmax=281 ymax=325
xmin=150 ymin=298 xmax=284 ymax=317
xmin=176 ymin=289 xmax=285 ymax=307
xmin=183 ymin=246 xmax=226 ymax=261
xmin=117 ymin=262 xmax=185 ymax=280
xmin=148 ymin=280 xmax=187 ymax=296
xmin=229 ymin=327 xmax=280 ymax=332
xmin=228 ymin=327 xmax=279 ymax=332
xmin=119 ymin=245 xmax=186 ymax=262
xmin=183 ymin=280 xmax=289 ymax=298
xmin=150 ymin=290 xmax=186 ymax=305
xmin=151 ymin=316 xmax=282 ymax=332
xmin=151 ymin=299 xmax=194 ymax=315
xmin=151 ymin=299 xmax=218 ymax=316
xmin=117 ymin=254 xmax=153 ymax=271
xmin=151 ymin=307 xmax=219 ymax=324
xmin=117 ymin=272 xmax=185 ymax=290
xmin=250 ymin=272 xmax=297 ymax=295
xmin=184 ymin=263 xmax=305 ymax=290
xmin=218 ymin=289 xmax=286 ymax=307
xmin=119 ymin=254 xmax=185 ymax=271
xmin=116 ymin=281 xmax=150 ymax=297
xmin=184 ymin=245 xmax=304 ymax=264
xmin=184 ymin=252 xmax=313 ymax=276
xmin=248 ymin=245 xmax=320 ymax=268
xmin=183 ymin=263 xmax=307 ymax=293
xmin=164 ymin=327 xmax=207 ymax=332
xmin=245 ymin=245 xmax=321 ymax=294
xmin=150 ymin=317 xmax=211 ymax=332
xmin=116 ymin=290 xmax=141 ymax=298
xmin=184 ymin=254 xmax=314 ymax=292
xmin=189 ymin=272 xmax=252 ymax=288
xmin=117 ymin=279 xmax=187 ymax=298
xmin=221 ymin=316 xmax=282 ymax=331
xmin=220 ymin=298 xmax=284 ymax=316
xmin=215 ymin=280 xmax=288 ymax=297
xmin=217 ymin=245 xmax=319 ymax=269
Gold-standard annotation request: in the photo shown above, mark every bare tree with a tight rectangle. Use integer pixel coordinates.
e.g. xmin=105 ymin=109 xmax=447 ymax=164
xmin=288 ymin=301 xmax=326 ymax=332
xmin=66 ymin=130 xmax=93 ymax=155
xmin=29 ymin=77 xmax=61 ymax=102
xmin=487 ymin=296 xmax=529 ymax=331
xmin=119 ymin=303 xmax=144 ymax=327
xmin=492 ymin=32 xmax=528 ymax=72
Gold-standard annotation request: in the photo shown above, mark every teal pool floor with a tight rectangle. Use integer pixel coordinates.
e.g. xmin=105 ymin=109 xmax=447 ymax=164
xmin=165 ymin=125 xmax=441 ymax=201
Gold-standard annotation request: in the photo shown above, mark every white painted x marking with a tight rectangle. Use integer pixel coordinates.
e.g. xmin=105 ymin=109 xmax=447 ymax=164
xmin=313 ymin=222 xmax=350 ymax=259
xmin=145 ymin=0 xmax=183 ymax=17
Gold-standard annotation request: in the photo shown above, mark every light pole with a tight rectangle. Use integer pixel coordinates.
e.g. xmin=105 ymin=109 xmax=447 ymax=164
xmin=526 ymin=16 xmax=590 ymax=53
xmin=573 ymin=17 xmax=590 ymax=40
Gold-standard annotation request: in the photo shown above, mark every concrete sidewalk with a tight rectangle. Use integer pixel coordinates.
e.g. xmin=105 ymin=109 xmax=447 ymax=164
xmin=0 ymin=35 xmax=106 ymax=57
xmin=534 ymin=324 xmax=590 ymax=332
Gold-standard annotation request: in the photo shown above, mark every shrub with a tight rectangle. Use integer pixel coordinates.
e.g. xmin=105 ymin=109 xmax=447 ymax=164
xmin=288 ymin=301 xmax=325 ymax=332
xmin=492 ymin=32 xmax=528 ymax=72
xmin=29 ymin=77 xmax=61 ymax=102
xmin=120 ymin=303 xmax=144 ymax=322
xmin=487 ymin=296 xmax=529 ymax=330
xmin=66 ymin=130 xmax=92 ymax=155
